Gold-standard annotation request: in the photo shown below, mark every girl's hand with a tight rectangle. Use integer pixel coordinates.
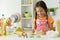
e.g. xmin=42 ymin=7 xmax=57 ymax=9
xmin=32 ymin=28 xmax=35 ymax=33
xmin=42 ymin=26 xmax=49 ymax=31
xmin=31 ymin=28 xmax=36 ymax=36
xmin=42 ymin=27 xmax=49 ymax=34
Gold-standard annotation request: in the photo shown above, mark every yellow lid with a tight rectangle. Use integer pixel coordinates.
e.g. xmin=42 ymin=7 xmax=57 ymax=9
xmin=16 ymin=27 xmax=23 ymax=32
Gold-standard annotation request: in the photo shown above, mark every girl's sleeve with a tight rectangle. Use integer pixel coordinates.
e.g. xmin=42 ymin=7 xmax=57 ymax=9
xmin=32 ymin=19 xmax=35 ymax=24
xmin=48 ymin=16 xmax=54 ymax=25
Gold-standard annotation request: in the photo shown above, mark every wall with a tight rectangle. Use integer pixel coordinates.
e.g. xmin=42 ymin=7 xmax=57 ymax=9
xmin=43 ymin=0 xmax=59 ymax=8
xmin=0 ymin=0 xmax=21 ymax=18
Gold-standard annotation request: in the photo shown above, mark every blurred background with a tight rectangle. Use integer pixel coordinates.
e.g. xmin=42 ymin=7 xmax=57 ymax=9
xmin=0 ymin=0 xmax=60 ymax=34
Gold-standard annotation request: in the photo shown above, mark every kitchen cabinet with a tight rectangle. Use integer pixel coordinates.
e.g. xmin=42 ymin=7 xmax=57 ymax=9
xmin=21 ymin=0 xmax=33 ymax=30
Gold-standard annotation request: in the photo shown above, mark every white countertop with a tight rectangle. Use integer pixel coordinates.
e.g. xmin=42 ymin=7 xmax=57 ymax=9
xmin=0 ymin=35 xmax=60 ymax=40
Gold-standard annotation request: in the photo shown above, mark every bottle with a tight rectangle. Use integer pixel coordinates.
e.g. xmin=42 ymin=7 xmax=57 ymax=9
xmin=0 ymin=27 xmax=2 ymax=36
xmin=1 ymin=14 xmax=7 ymax=36
xmin=29 ymin=0 xmax=32 ymax=4
xmin=58 ymin=2 xmax=60 ymax=8
xmin=24 ymin=0 xmax=27 ymax=4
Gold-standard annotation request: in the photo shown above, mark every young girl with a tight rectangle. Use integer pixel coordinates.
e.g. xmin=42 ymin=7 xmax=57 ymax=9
xmin=32 ymin=1 xmax=54 ymax=35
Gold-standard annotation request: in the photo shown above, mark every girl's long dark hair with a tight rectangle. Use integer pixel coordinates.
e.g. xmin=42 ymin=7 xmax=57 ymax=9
xmin=34 ymin=1 xmax=48 ymax=29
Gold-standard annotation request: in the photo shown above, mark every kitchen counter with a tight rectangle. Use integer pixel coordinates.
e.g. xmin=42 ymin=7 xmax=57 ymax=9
xmin=0 ymin=30 xmax=60 ymax=40
xmin=0 ymin=35 xmax=60 ymax=40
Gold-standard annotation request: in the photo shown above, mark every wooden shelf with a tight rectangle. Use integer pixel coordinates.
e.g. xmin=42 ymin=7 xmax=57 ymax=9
xmin=21 ymin=4 xmax=32 ymax=6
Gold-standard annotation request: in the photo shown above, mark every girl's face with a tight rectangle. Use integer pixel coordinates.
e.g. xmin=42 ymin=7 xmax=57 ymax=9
xmin=36 ymin=7 xmax=46 ymax=17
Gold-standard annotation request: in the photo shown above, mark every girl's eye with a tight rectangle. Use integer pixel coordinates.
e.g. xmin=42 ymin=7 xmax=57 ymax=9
xmin=37 ymin=11 xmax=43 ymax=13
xmin=40 ymin=10 xmax=45 ymax=12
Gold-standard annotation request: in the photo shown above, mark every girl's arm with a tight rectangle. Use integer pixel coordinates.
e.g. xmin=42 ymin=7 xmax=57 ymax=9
xmin=49 ymin=23 xmax=54 ymax=30
xmin=32 ymin=19 xmax=36 ymax=33
xmin=32 ymin=24 xmax=36 ymax=33
xmin=48 ymin=16 xmax=54 ymax=30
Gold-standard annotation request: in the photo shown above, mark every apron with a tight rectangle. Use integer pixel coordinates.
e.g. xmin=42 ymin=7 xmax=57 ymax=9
xmin=36 ymin=18 xmax=49 ymax=34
